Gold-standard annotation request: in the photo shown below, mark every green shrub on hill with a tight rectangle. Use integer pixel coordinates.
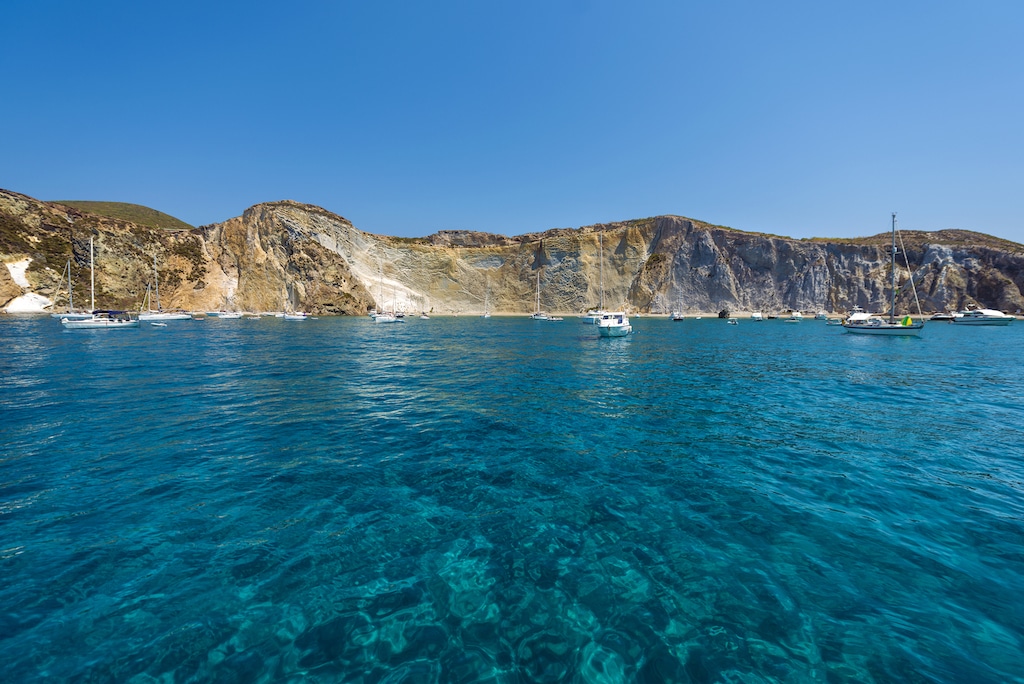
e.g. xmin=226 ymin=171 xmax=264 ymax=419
xmin=55 ymin=201 xmax=193 ymax=232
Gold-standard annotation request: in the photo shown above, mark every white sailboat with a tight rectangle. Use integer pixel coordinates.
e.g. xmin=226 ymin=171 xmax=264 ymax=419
xmin=61 ymin=238 xmax=139 ymax=329
xmin=582 ymin=232 xmax=612 ymax=324
xmin=593 ymin=232 xmax=630 ymax=337
xmin=843 ymin=213 xmax=924 ymax=336
xmin=482 ymin=276 xmax=491 ymax=318
xmin=62 ymin=309 xmax=140 ymax=329
xmin=372 ymin=251 xmax=400 ymax=323
xmin=48 ymin=258 xmax=92 ymax=320
xmin=140 ymin=255 xmax=191 ymax=321
xmin=530 ymin=270 xmax=550 ymax=320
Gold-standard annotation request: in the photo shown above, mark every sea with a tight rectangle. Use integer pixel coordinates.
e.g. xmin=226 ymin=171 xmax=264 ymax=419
xmin=1 ymin=314 xmax=1023 ymax=683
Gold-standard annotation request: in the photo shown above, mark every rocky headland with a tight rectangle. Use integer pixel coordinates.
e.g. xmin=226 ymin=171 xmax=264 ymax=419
xmin=2 ymin=187 xmax=1023 ymax=316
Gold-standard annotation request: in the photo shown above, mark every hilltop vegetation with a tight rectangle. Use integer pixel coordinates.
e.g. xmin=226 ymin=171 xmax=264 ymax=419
xmin=54 ymin=201 xmax=193 ymax=232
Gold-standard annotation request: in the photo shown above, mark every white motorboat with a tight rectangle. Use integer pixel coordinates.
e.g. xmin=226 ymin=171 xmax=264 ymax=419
xmin=749 ymin=312 xmax=764 ymax=321
xmin=843 ymin=214 xmax=924 ymax=336
xmin=596 ymin=311 xmax=631 ymax=337
xmin=952 ymin=308 xmax=1014 ymax=326
xmin=284 ymin=312 xmax=309 ymax=320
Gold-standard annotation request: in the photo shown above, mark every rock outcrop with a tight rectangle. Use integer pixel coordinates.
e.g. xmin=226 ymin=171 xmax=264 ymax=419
xmin=2 ymin=187 xmax=1023 ymax=316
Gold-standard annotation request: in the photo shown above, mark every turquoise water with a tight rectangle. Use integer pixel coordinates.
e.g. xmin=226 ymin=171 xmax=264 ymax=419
xmin=2 ymin=315 xmax=1023 ymax=683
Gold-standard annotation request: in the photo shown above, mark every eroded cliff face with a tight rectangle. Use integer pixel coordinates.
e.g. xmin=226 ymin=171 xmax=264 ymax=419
xmin=2 ymin=188 xmax=1023 ymax=316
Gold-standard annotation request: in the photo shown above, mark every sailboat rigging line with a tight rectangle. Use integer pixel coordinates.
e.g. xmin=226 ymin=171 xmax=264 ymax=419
xmin=896 ymin=223 xmax=924 ymax=317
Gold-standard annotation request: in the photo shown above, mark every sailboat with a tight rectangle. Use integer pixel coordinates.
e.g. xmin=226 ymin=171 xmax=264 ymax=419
xmin=140 ymin=255 xmax=192 ymax=321
xmin=530 ymin=270 xmax=550 ymax=320
xmin=482 ymin=276 xmax=491 ymax=318
xmin=48 ymin=258 xmax=92 ymax=320
xmin=61 ymin=237 xmax=139 ymax=329
xmin=582 ymin=232 xmax=611 ymax=324
xmin=843 ymin=213 xmax=924 ymax=336
xmin=372 ymin=250 xmax=400 ymax=323
xmin=592 ymin=232 xmax=631 ymax=337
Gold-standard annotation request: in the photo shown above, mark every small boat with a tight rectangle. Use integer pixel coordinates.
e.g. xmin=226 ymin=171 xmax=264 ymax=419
xmin=671 ymin=312 xmax=685 ymax=321
xmin=482 ymin=278 xmax=492 ymax=318
xmin=48 ymin=259 xmax=92 ymax=320
xmin=842 ymin=214 xmax=924 ymax=336
xmin=547 ymin=316 xmax=564 ymax=322
xmin=749 ymin=312 xmax=764 ymax=321
xmin=814 ymin=311 xmax=828 ymax=320
xmin=951 ymin=307 xmax=1014 ymax=326
xmin=930 ymin=312 xmax=956 ymax=321
xmin=150 ymin=322 xmax=168 ymax=327
xmin=419 ymin=312 xmax=430 ymax=320
xmin=371 ymin=248 xmax=404 ymax=323
xmin=284 ymin=312 xmax=309 ymax=320
xmin=584 ymin=234 xmax=618 ymax=327
xmin=727 ymin=318 xmax=738 ymax=325
xmin=62 ymin=310 xmax=139 ymax=329
xmin=139 ymin=255 xmax=192 ymax=321
xmin=530 ymin=270 xmax=553 ymax=321
xmin=787 ymin=311 xmax=804 ymax=322
xmin=596 ymin=311 xmax=631 ymax=337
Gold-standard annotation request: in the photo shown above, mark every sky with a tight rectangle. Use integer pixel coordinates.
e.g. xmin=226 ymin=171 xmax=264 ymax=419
xmin=2 ymin=1 xmax=1022 ymax=243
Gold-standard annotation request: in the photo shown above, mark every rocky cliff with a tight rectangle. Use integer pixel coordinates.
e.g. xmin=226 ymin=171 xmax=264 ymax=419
xmin=3 ymin=188 xmax=1023 ymax=316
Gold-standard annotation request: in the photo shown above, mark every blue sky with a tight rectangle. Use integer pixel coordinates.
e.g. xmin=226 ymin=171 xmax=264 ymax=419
xmin=2 ymin=1 xmax=1022 ymax=243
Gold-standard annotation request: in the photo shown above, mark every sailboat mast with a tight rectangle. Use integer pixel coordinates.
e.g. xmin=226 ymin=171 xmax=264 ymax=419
xmin=377 ymin=248 xmax=383 ymax=311
xmin=890 ymin=212 xmax=897 ymax=323
xmin=599 ymin=232 xmax=605 ymax=310
xmin=67 ymin=259 xmax=73 ymax=312
xmin=538 ymin=270 xmax=543 ymax=313
xmin=90 ymin=237 xmax=95 ymax=311
xmin=153 ymin=254 xmax=160 ymax=311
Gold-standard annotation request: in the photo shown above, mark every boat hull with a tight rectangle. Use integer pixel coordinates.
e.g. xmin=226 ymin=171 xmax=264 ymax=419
xmin=139 ymin=312 xmax=192 ymax=321
xmin=61 ymin=318 xmax=139 ymax=330
xmin=598 ymin=325 xmax=631 ymax=337
xmin=843 ymin=322 xmax=923 ymax=336
xmin=951 ymin=318 xmax=1013 ymax=326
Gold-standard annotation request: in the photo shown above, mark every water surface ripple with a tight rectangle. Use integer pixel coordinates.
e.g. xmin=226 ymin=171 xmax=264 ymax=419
xmin=1 ymin=316 xmax=1023 ymax=682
